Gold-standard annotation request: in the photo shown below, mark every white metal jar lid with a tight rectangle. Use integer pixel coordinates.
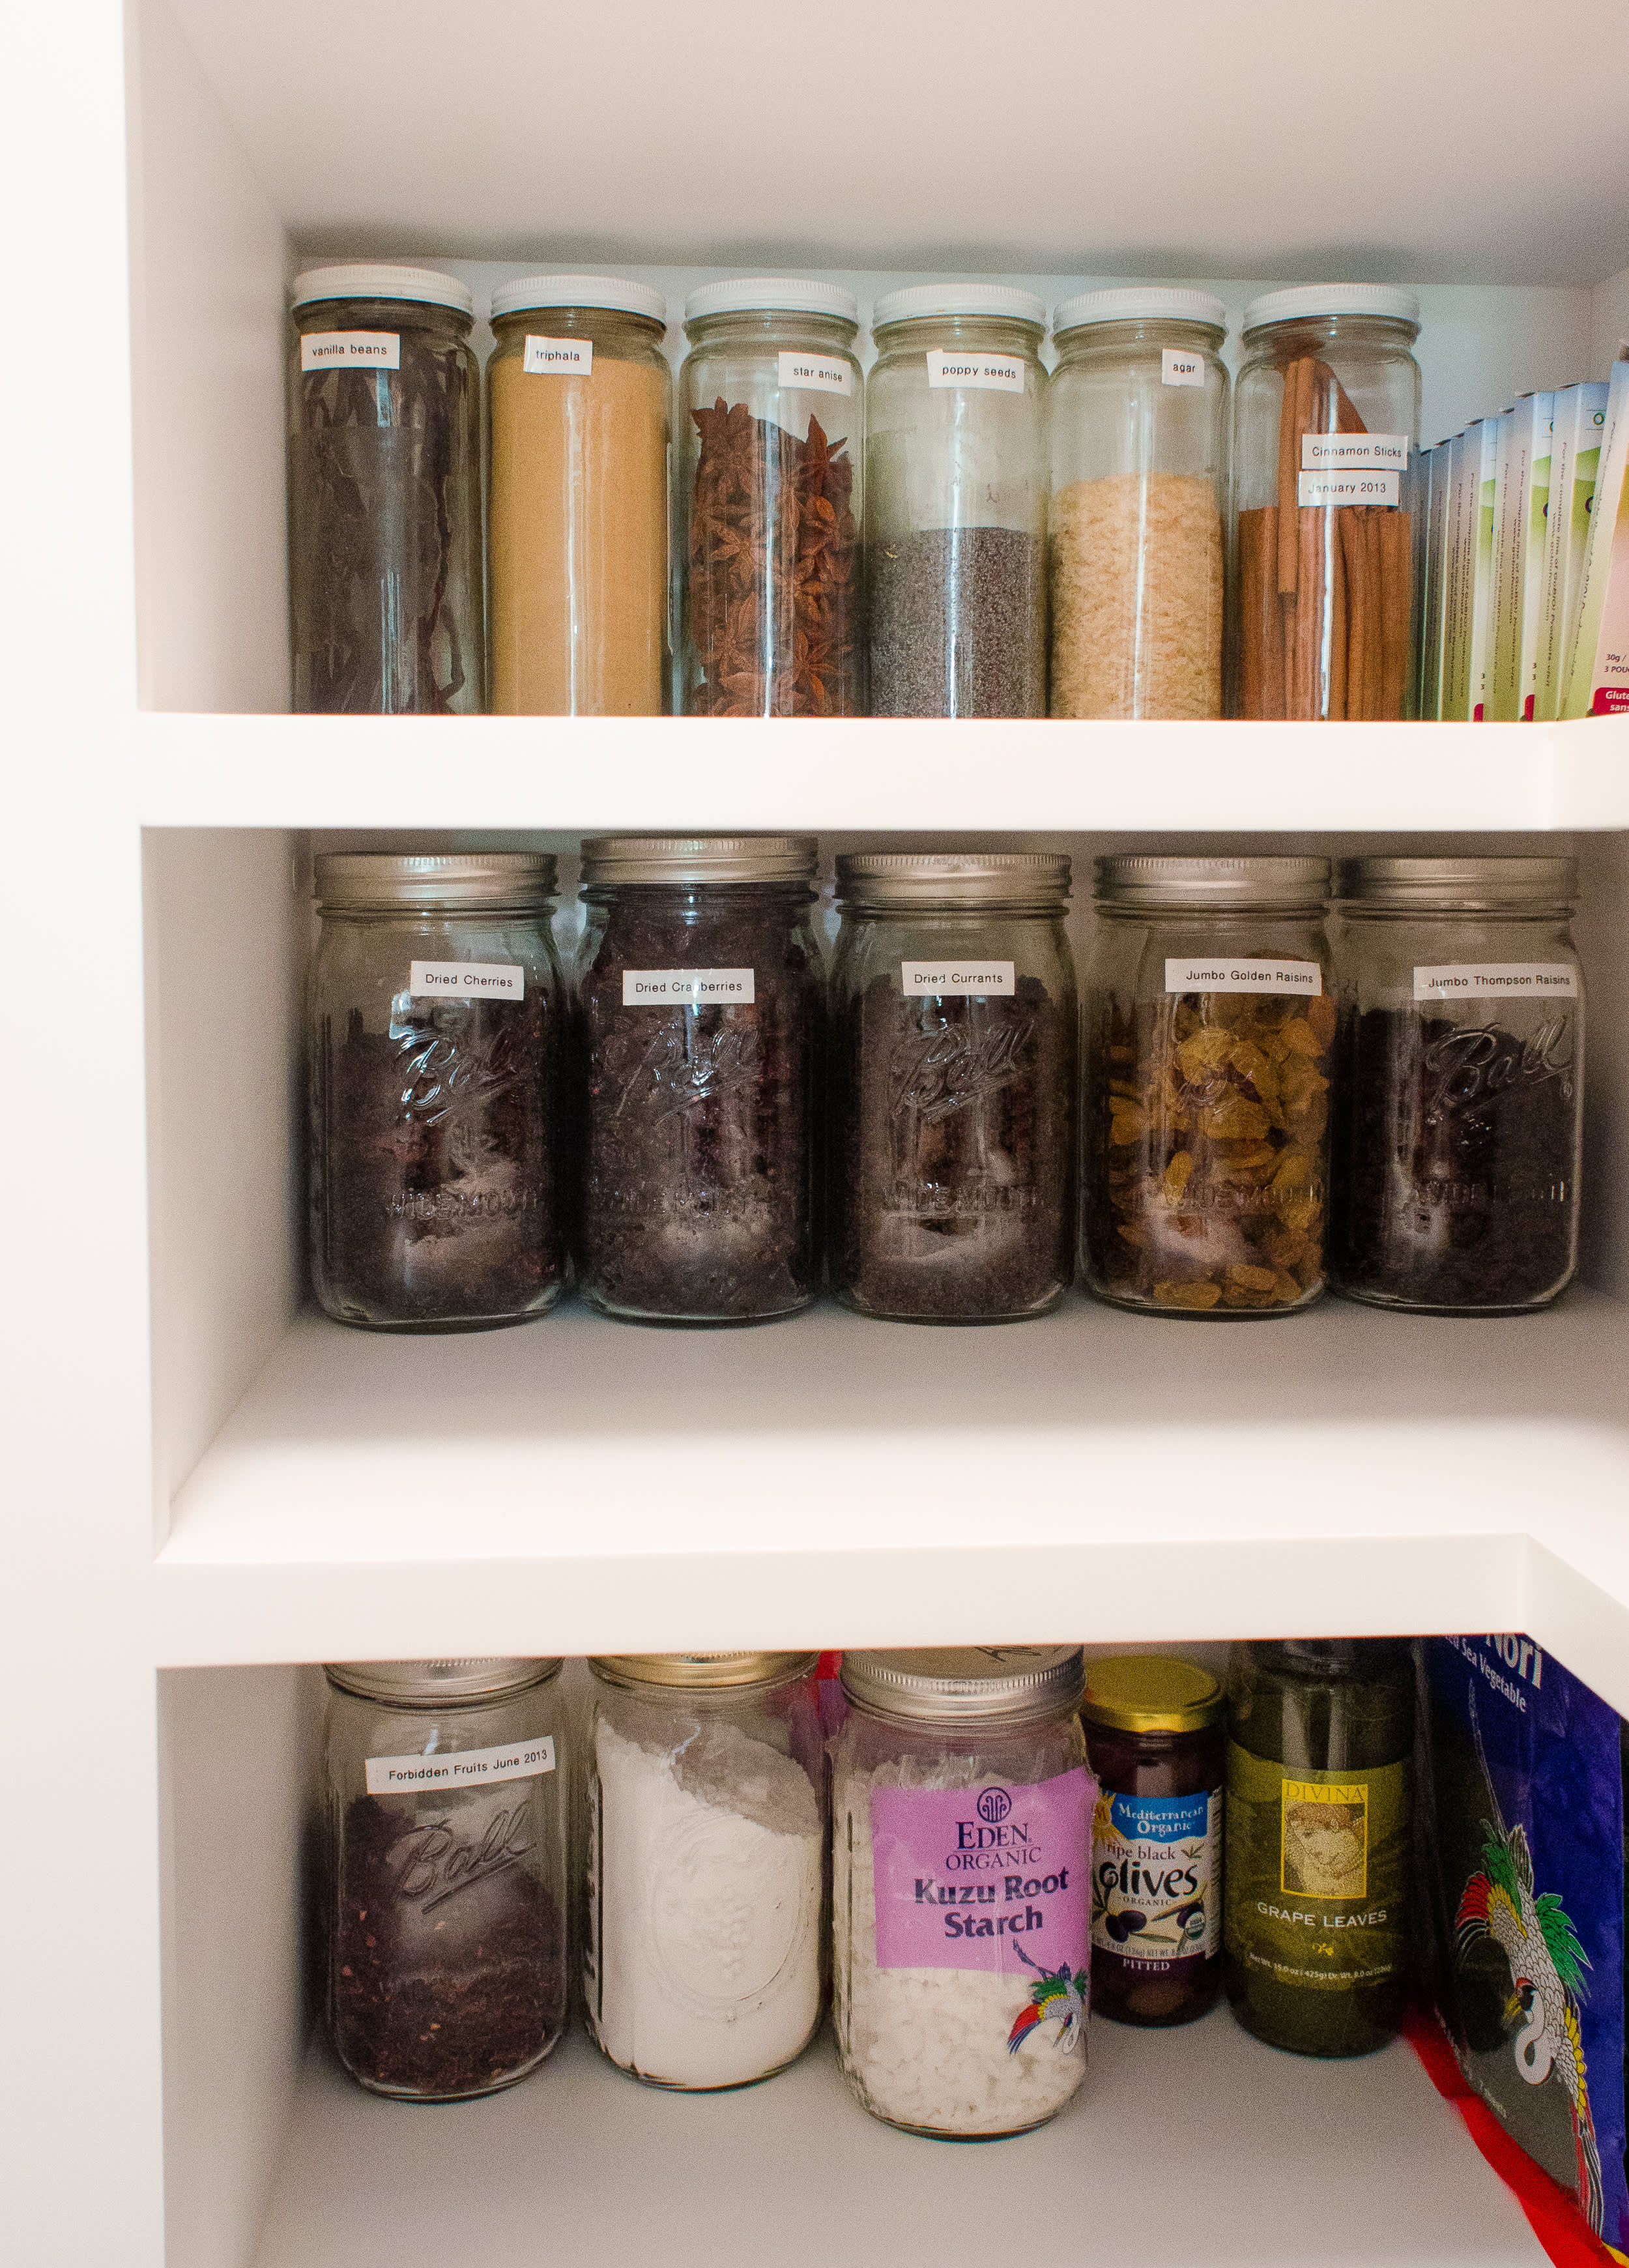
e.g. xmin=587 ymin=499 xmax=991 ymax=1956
xmin=871 ymin=282 xmax=1046 ymax=331
xmin=291 ymin=264 xmax=474 ymax=316
xmin=1053 ymin=285 xmax=1227 ymax=335
xmin=314 ymin=852 xmax=558 ymax=910
xmin=580 ymin=835 xmax=818 ymax=886
xmin=684 ymin=277 xmax=859 ymax=328
xmin=835 ymin=851 xmax=1070 ymax=909
xmin=1095 ymin=855 xmax=1330 ymax=911
xmin=1335 ymin=855 xmax=1578 ymax=910
xmin=1242 ymin=284 xmax=1420 ymax=335
xmin=491 ymin=273 xmax=667 ymax=324
xmin=842 ymin=1646 xmax=1085 ymax=1724
xmin=325 ymin=1658 xmax=562 ymax=1702
xmin=589 ymin=1652 xmax=818 ymax=1689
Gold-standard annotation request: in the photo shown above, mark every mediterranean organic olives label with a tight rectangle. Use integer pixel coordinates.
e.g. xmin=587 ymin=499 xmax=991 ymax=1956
xmin=365 ymin=1734 xmax=556 ymax=1794
xmin=620 ymin=968 xmax=755 ymax=1005
xmin=523 ymin=335 xmax=593 ymax=375
xmin=1413 ymin=963 xmax=1579 ymax=1000
xmin=1091 ymin=1790 xmax=1221 ymax=1968
xmin=1164 ymin=956 xmax=1322 ymax=995
xmin=871 ymin=1767 xmax=1092 ymax=1976
xmin=1224 ymin=1741 xmax=1409 ymax=1994
xmin=900 ymin=959 xmax=1015 ymax=996
xmin=409 ymin=959 xmax=525 ymax=1000
xmin=300 ymin=330 xmax=400 ymax=372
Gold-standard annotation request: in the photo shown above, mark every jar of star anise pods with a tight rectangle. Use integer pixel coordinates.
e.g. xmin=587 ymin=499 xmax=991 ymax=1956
xmin=1084 ymin=855 xmax=1334 ymax=1316
xmin=676 ymin=280 xmax=863 ymax=716
xmin=576 ymin=834 xmax=822 ymax=1322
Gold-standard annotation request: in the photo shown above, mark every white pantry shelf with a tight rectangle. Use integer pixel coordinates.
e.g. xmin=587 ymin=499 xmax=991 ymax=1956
xmin=136 ymin=710 xmax=1629 ymax=834
xmin=252 ymin=2017 xmax=1543 ymax=2268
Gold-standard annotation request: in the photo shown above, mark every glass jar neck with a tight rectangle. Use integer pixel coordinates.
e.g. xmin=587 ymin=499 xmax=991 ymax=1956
xmin=492 ymin=306 xmax=665 ymax=353
xmin=317 ymin=901 xmax=555 ymax=922
xmin=842 ymin=898 xmax=1067 ymax=920
xmin=685 ymin=308 xmax=858 ymax=355
xmin=1095 ymin=899 xmax=1323 ymax=924
xmin=294 ymin=297 xmax=471 ymax=340
xmin=1247 ymin=313 xmax=1418 ymax=363
xmin=1338 ymin=901 xmax=1572 ymax=925
xmin=872 ymin=314 xmax=1043 ymax=362
xmin=1054 ymin=317 xmax=1222 ymax=363
xmin=583 ymin=879 xmax=814 ymax=907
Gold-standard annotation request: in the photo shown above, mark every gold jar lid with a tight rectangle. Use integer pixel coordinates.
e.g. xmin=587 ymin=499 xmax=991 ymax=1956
xmin=589 ymin=1651 xmax=818 ymax=1691
xmin=1081 ymin=1655 xmax=1224 ymax=1734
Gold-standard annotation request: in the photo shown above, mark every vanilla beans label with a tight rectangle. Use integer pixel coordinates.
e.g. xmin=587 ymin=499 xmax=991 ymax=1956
xmin=300 ymin=330 xmax=401 ymax=371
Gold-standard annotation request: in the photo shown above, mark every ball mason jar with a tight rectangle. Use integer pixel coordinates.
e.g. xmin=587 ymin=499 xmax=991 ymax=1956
xmin=310 ymin=853 xmax=566 ymax=1330
xmin=1331 ymin=856 xmax=1582 ymax=1313
xmin=866 ymin=284 xmax=1048 ymax=717
xmin=1233 ymin=286 xmax=1422 ymax=720
xmin=323 ymin=1657 xmax=569 ymax=2101
xmin=582 ymin=1653 xmax=825 ymax=2089
xmin=1048 ymin=287 xmax=1229 ymax=720
xmin=832 ymin=1646 xmax=1093 ymax=2138
xmin=487 ymin=276 xmax=670 ymax=717
xmin=1084 ymin=856 xmax=1334 ymax=1315
xmin=576 ymin=834 xmax=822 ymax=1321
xmin=287 ymin=265 xmax=483 ymax=714
xmin=829 ymin=852 xmax=1076 ymax=1320
xmin=676 ymin=280 xmax=863 ymax=716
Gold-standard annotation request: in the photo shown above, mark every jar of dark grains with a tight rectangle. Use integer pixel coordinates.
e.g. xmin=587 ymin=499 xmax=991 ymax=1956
xmin=324 ymin=1657 xmax=569 ymax=2101
xmin=1084 ymin=856 xmax=1334 ymax=1315
xmin=1081 ymin=1656 xmax=1225 ymax=2028
xmin=310 ymin=853 xmax=566 ymax=1331
xmin=866 ymin=285 xmax=1048 ymax=717
xmin=829 ymin=852 xmax=1076 ymax=1320
xmin=287 ymin=265 xmax=483 ymax=714
xmin=1331 ymin=856 xmax=1582 ymax=1313
xmin=677 ymin=281 xmax=863 ymax=716
xmin=576 ymin=834 xmax=821 ymax=1322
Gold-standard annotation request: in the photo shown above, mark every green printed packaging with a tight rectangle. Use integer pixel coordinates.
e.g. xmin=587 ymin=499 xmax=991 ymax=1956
xmin=1490 ymin=396 xmax=1552 ymax=721
xmin=1538 ymin=383 xmax=1608 ymax=721
xmin=1561 ymin=359 xmax=1629 ymax=718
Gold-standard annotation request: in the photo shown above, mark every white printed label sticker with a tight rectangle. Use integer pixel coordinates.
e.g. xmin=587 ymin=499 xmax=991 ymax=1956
xmin=410 ymin=960 xmax=525 ymax=1001
xmin=300 ymin=330 xmax=400 ymax=372
xmin=524 ymin=334 xmax=592 ymax=375
xmin=1166 ymin=957 xmax=1322 ymax=996
xmin=1161 ymin=347 xmax=1205 ymax=389
xmin=1413 ymin=963 xmax=1579 ymax=1001
xmin=622 ymin=968 xmax=756 ymax=1005
xmin=901 ymin=959 xmax=1016 ymax=995
xmin=1298 ymin=470 xmax=1401 ymax=508
xmin=366 ymin=1735 xmax=556 ymax=1795
xmin=1301 ymin=433 xmax=1409 ymax=471
xmin=925 ymin=350 xmax=1025 ymax=394
xmin=777 ymin=350 xmax=852 ymax=396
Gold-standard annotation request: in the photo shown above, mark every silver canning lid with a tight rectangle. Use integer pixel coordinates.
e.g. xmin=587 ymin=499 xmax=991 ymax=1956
xmin=325 ymin=1657 xmax=562 ymax=1703
xmin=1336 ymin=856 xmax=1578 ymax=910
xmin=835 ymin=852 xmax=1070 ymax=909
xmin=589 ymin=1651 xmax=818 ymax=1691
xmin=841 ymin=1646 xmax=1085 ymax=1724
xmin=291 ymin=264 xmax=474 ymax=317
xmin=1095 ymin=855 xmax=1330 ymax=911
xmin=315 ymin=853 xmax=558 ymax=910
xmin=580 ymin=835 xmax=818 ymax=886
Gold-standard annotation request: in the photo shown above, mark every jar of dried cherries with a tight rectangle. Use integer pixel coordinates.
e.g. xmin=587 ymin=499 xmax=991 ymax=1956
xmin=1082 ymin=1656 xmax=1225 ymax=2027
xmin=829 ymin=852 xmax=1076 ymax=1320
xmin=576 ymin=834 xmax=822 ymax=1321
xmin=323 ymin=1657 xmax=569 ymax=2101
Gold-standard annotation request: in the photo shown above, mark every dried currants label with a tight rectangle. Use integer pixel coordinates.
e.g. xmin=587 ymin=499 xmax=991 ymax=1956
xmin=524 ymin=335 xmax=592 ymax=375
xmin=409 ymin=959 xmax=525 ymax=1000
xmin=777 ymin=350 xmax=852 ymax=396
xmin=300 ymin=330 xmax=400 ymax=372
xmin=1413 ymin=962 xmax=1579 ymax=1001
xmin=621 ymin=967 xmax=756 ymax=1006
xmin=1164 ymin=957 xmax=1321 ymax=995
xmin=925 ymin=350 xmax=1025 ymax=393
xmin=900 ymin=959 xmax=1015 ymax=996
xmin=365 ymin=1734 xmax=556 ymax=1794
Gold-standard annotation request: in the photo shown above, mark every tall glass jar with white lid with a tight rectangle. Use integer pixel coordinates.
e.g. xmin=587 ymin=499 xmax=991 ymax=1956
xmin=1233 ymin=285 xmax=1422 ymax=720
xmin=676 ymin=280 xmax=863 ymax=716
xmin=866 ymin=284 xmax=1048 ymax=717
xmin=1048 ymin=286 xmax=1229 ymax=720
xmin=831 ymin=1646 xmax=1093 ymax=2138
xmin=582 ymin=1653 xmax=825 ymax=2090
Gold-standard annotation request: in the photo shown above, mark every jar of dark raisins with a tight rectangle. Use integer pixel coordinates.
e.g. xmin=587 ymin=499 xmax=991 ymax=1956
xmin=577 ymin=835 xmax=822 ymax=1321
xmin=310 ymin=854 xmax=566 ymax=1330
xmin=1084 ymin=856 xmax=1334 ymax=1315
xmin=1081 ymin=1656 xmax=1225 ymax=2026
xmin=1331 ymin=856 xmax=1582 ymax=1312
xmin=829 ymin=852 xmax=1076 ymax=1320
xmin=324 ymin=1657 xmax=569 ymax=2101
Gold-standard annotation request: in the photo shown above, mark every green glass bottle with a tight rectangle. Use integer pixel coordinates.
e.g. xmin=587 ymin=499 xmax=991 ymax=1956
xmin=1223 ymin=1638 xmax=1413 ymax=2056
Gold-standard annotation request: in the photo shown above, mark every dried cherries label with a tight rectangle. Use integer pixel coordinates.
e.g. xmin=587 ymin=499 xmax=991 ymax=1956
xmin=871 ymin=1767 xmax=1092 ymax=1974
xmin=1092 ymin=1790 xmax=1220 ymax=1968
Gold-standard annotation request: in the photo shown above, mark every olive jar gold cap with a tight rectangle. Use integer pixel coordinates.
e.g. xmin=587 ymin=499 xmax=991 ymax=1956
xmin=314 ymin=852 xmax=558 ymax=910
xmin=292 ymin=264 xmax=474 ymax=317
xmin=579 ymin=835 xmax=818 ymax=886
xmin=842 ymin=1646 xmax=1085 ymax=1725
xmin=1335 ymin=856 xmax=1577 ymax=912
xmin=324 ymin=1658 xmax=562 ymax=1703
xmin=588 ymin=1651 xmax=818 ymax=1691
xmin=835 ymin=851 xmax=1070 ymax=910
xmin=1094 ymin=855 xmax=1329 ymax=911
xmin=1081 ymin=1655 xmax=1224 ymax=1735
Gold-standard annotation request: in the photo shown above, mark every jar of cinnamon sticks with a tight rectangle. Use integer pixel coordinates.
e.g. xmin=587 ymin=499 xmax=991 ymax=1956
xmin=1233 ymin=287 xmax=1421 ymax=721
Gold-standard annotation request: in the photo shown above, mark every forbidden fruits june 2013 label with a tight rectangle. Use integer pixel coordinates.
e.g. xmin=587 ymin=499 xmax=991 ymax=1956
xmin=870 ymin=1766 xmax=1092 ymax=1977
xmin=1092 ymin=1789 xmax=1221 ymax=1968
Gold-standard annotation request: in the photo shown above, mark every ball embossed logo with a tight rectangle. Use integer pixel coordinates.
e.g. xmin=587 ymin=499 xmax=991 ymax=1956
xmin=976 ymin=1787 xmax=1011 ymax=1825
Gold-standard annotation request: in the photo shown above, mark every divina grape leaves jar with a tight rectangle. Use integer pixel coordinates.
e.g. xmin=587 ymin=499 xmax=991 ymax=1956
xmin=831 ymin=1647 xmax=1093 ymax=2137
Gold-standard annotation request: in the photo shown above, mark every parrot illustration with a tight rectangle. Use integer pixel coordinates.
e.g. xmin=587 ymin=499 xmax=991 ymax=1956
xmin=1454 ymin=1685 xmax=1602 ymax=2233
xmin=1005 ymin=1942 xmax=1088 ymax=2055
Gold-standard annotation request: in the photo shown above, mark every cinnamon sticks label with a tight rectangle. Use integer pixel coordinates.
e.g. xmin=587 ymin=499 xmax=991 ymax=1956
xmin=1299 ymin=471 xmax=1400 ymax=507
xmin=523 ymin=335 xmax=592 ymax=375
xmin=300 ymin=330 xmax=400 ymax=372
xmin=777 ymin=351 xmax=852 ymax=396
xmin=1302 ymin=434 xmax=1409 ymax=469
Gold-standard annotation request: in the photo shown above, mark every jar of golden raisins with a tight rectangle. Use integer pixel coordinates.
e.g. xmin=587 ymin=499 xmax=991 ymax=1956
xmin=1083 ymin=856 xmax=1334 ymax=1316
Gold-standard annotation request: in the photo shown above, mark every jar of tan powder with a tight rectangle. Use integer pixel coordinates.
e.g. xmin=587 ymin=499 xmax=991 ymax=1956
xmin=487 ymin=276 xmax=670 ymax=716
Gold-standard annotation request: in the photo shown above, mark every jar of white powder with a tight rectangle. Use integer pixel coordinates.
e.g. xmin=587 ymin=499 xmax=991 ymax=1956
xmin=832 ymin=1646 xmax=1093 ymax=2137
xmin=583 ymin=1652 xmax=825 ymax=2089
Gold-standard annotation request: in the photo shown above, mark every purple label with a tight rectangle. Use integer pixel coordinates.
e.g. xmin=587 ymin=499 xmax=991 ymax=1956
xmin=871 ymin=1767 xmax=1093 ymax=1973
